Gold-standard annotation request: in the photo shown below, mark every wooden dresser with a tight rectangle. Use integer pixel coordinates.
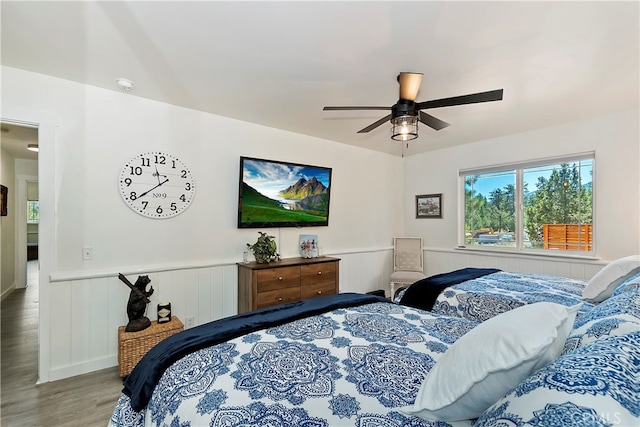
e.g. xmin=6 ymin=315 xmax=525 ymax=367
xmin=237 ymin=256 xmax=340 ymax=313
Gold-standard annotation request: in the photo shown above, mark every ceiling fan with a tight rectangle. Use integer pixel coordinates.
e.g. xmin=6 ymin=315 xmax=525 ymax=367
xmin=323 ymin=72 xmax=503 ymax=141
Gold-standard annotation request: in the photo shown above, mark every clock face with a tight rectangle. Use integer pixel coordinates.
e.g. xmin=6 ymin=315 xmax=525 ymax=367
xmin=119 ymin=151 xmax=195 ymax=219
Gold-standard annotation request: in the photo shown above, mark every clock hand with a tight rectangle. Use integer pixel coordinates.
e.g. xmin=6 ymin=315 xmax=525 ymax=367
xmin=137 ymin=178 xmax=169 ymax=199
xmin=154 ymin=165 xmax=162 ymax=184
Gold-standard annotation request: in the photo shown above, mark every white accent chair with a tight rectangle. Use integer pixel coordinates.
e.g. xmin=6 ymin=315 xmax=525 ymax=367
xmin=389 ymin=237 xmax=427 ymax=298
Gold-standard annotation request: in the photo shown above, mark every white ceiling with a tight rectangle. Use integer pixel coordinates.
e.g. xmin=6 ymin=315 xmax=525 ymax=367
xmin=0 ymin=123 xmax=38 ymax=160
xmin=1 ymin=1 xmax=638 ymax=157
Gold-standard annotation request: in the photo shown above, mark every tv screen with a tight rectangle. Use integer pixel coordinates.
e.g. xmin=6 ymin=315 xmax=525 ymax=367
xmin=238 ymin=156 xmax=332 ymax=228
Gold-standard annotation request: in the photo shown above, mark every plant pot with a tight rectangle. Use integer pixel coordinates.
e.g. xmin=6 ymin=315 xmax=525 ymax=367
xmin=254 ymin=254 xmax=276 ymax=263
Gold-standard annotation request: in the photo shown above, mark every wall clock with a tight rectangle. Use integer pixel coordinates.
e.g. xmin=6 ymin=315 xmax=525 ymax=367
xmin=119 ymin=151 xmax=195 ymax=219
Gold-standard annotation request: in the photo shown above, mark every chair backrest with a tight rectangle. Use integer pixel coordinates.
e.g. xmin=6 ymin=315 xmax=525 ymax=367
xmin=393 ymin=237 xmax=424 ymax=272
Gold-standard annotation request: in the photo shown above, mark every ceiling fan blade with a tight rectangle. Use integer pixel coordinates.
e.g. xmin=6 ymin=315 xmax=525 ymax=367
xmin=357 ymin=114 xmax=393 ymax=133
xmin=416 ymin=89 xmax=504 ymax=110
xmin=323 ymin=106 xmax=391 ymax=111
xmin=419 ymin=111 xmax=450 ymax=131
xmin=398 ymin=72 xmax=423 ymax=101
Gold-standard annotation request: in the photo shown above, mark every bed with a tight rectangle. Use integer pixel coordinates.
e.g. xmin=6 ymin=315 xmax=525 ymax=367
xmin=395 ymin=256 xmax=640 ymax=324
xmin=109 ymin=273 xmax=640 ymax=427
xmin=110 ymin=293 xmax=480 ymax=427
xmin=394 ymin=268 xmax=594 ymax=323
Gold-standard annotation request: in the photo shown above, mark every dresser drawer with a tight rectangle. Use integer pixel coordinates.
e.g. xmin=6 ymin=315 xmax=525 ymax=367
xmin=300 ymin=262 xmax=336 ymax=285
xmin=301 ymin=281 xmax=337 ymax=300
xmin=256 ymin=286 xmax=301 ymax=309
xmin=256 ymin=266 xmax=301 ymax=292
xmin=237 ymin=257 xmax=340 ymax=314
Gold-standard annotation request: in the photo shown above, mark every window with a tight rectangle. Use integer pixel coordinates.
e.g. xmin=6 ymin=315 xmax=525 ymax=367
xmin=461 ymin=153 xmax=593 ymax=254
xmin=27 ymin=200 xmax=39 ymax=223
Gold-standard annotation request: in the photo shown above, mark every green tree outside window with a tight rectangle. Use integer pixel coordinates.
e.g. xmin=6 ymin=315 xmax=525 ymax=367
xmin=462 ymin=156 xmax=593 ymax=253
xmin=27 ymin=200 xmax=39 ymax=223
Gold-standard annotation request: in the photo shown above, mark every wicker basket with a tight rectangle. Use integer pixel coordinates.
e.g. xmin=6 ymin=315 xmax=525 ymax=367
xmin=118 ymin=317 xmax=184 ymax=377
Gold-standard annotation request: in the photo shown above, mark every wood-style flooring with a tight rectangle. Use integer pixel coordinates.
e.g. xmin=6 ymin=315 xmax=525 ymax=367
xmin=1 ymin=261 xmax=124 ymax=427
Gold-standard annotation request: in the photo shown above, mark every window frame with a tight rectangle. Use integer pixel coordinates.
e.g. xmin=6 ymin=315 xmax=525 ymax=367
xmin=458 ymin=152 xmax=595 ymax=256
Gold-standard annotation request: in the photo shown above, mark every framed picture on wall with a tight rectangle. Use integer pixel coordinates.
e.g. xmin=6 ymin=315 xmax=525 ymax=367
xmin=416 ymin=193 xmax=442 ymax=218
xmin=0 ymin=185 xmax=7 ymax=216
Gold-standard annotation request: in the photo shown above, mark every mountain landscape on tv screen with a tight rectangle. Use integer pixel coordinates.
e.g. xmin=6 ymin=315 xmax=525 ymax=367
xmin=241 ymin=177 xmax=329 ymax=224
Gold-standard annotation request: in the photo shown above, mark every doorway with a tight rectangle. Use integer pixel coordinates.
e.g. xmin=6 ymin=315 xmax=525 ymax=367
xmin=0 ymin=123 xmax=38 ymax=291
xmin=0 ymin=122 xmax=39 ymax=383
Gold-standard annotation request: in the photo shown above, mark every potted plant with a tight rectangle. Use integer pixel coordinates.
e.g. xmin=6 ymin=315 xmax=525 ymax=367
xmin=247 ymin=232 xmax=280 ymax=263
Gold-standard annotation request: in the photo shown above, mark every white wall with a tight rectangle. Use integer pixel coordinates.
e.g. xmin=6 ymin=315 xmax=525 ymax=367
xmin=1 ymin=66 xmax=403 ymax=381
xmin=403 ymin=108 xmax=640 ymax=274
xmin=4 ymin=67 xmax=403 ymax=274
xmin=3 ymin=64 xmax=638 ymax=382
xmin=1 ymin=147 xmax=17 ymax=299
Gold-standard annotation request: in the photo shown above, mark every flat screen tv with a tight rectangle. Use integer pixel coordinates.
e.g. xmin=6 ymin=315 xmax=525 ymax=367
xmin=238 ymin=156 xmax=332 ymax=228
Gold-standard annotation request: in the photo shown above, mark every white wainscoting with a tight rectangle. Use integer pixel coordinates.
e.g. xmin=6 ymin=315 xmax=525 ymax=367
xmin=332 ymin=249 xmax=394 ymax=295
xmin=423 ymin=248 xmax=606 ymax=280
xmin=45 ymin=247 xmax=604 ymax=381
xmin=48 ymin=263 xmax=238 ymax=381
xmin=47 ymin=249 xmax=394 ymax=381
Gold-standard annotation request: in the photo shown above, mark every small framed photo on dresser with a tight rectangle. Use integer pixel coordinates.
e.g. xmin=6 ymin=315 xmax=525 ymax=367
xmin=300 ymin=234 xmax=319 ymax=258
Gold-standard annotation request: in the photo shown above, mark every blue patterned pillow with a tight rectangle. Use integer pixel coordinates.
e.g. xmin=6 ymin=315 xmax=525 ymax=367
xmin=475 ymin=331 xmax=640 ymax=427
xmin=611 ymin=271 xmax=640 ymax=298
xmin=564 ymin=287 xmax=640 ymax=353
xmin=582 ymin=255 xmax=640 ymax=303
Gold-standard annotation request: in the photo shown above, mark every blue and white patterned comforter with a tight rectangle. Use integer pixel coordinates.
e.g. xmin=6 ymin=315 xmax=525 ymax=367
xmin=429 ymin=272 xmax=592 ymax=323
xmin=110 ymin=301 xmax=479 ymax=427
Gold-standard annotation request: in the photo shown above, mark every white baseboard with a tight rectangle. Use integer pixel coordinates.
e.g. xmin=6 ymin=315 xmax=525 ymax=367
xmin=1 ymin=284 xmax=16 ymax=302
xmin=48 ymin=355 xmax=118 ymax=382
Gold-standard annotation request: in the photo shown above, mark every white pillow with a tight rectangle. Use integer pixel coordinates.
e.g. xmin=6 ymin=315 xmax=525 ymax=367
xmin=403 ymin=302 xmax=581 ymax=422
xmin=582 ymin=255 xmax=640 ymax=303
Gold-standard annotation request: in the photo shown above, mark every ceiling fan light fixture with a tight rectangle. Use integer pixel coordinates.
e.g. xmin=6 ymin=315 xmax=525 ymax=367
xmin=27 ymin=144 xmax=39 ymax=152
xmin=391 ymin=115 xmax=418 ymax=141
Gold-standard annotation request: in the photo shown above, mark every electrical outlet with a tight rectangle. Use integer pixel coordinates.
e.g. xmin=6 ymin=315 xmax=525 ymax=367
xmin=185 ymin=316 xmax=195 ymax=328
xmin=82 ymin=246 xmax=93 ymax=260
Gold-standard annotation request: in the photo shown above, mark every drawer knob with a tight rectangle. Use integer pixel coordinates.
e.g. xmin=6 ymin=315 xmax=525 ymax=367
xmin=317 ymin=290 xmax=322 ymax=294
xmin=317 ymin=271 xmax=322 ymax=275
xmin=278 ymin=297 xmax=283 ymax=301
xmin=278 ymin=276 xmax=283 ymax=280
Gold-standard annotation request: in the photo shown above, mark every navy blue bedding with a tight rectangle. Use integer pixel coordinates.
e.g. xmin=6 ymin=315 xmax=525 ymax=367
xmin=398 ymin=267 xmax=501 ymax=311
xmin=123 ymin=292 xmax=386 ymax=411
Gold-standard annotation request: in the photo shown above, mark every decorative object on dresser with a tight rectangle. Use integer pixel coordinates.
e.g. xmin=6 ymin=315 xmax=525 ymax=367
xmin=246 ymin=231 xmax=280 ymax=263
xmin=299 ymin=234 xmax=319 ymax=258
xmin=118 ymin=273 xmax=155 ymax=332
xmin=117 ymin=316 xmax=184 ymax=377
xmin=237 ymin=256 xmax=340 ymax=313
